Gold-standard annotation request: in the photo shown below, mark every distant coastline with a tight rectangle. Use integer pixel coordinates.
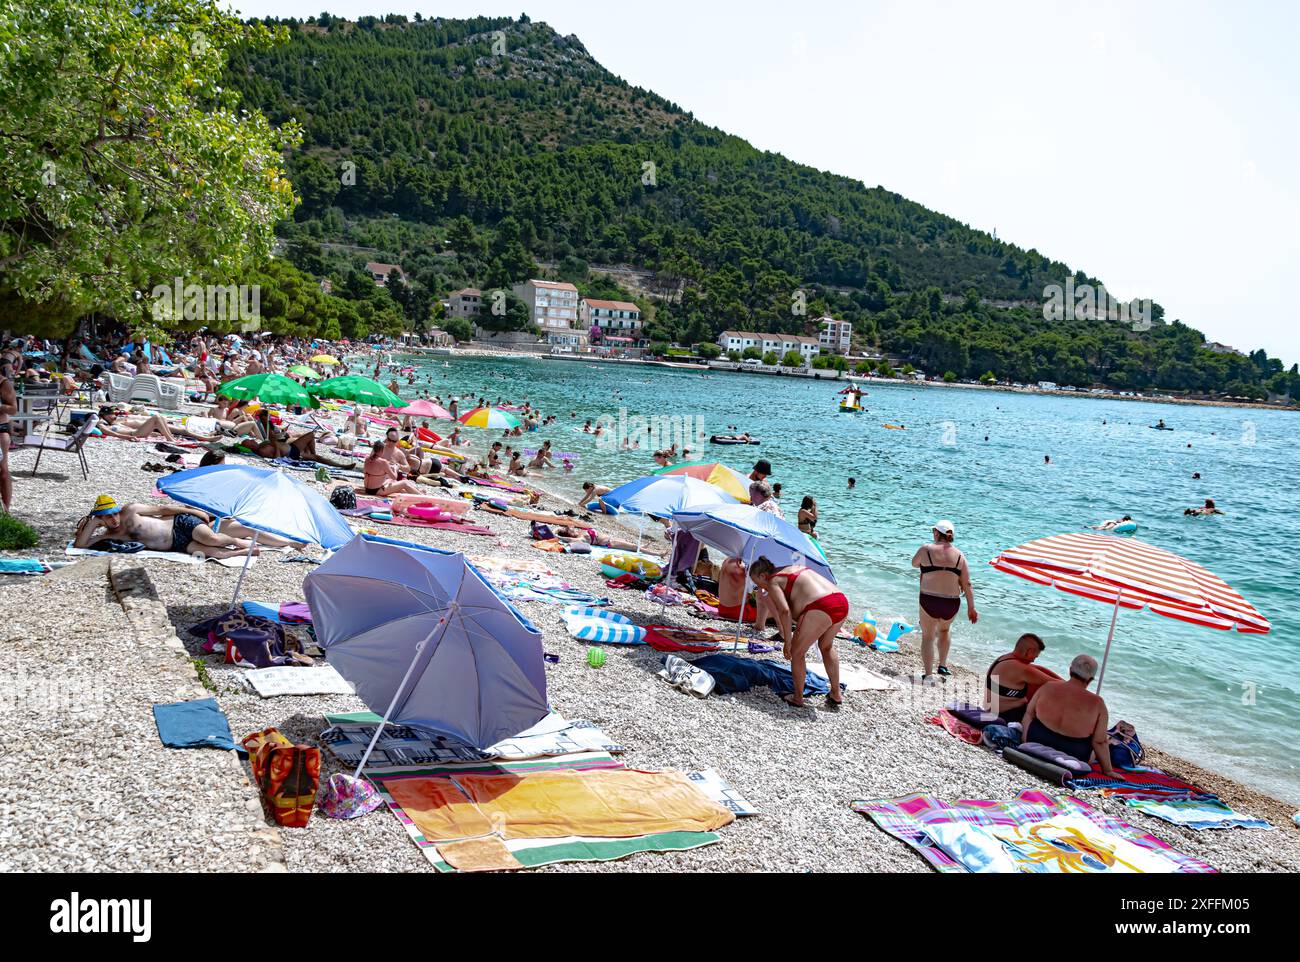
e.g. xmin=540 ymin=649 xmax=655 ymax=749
xmin=404 ymin=344 xmax=1296 ymax=413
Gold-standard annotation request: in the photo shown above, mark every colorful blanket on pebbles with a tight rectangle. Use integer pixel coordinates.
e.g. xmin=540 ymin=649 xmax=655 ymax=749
xmin=1066 ymin=766 xmax=1271 ymax=830
xmin=852 ymin=790 xmax=1216 ymax=873
xmin=322 ymin=712 xmax=752 ymax=872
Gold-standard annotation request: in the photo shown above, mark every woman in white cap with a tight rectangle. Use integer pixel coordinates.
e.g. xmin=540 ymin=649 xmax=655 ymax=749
xmin=911 ymin=520 xmax=977 ymax=679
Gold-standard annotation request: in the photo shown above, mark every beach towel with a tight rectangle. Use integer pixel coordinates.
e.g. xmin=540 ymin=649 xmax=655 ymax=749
xmin=65 ymin=541 xmax=255 ymax=567
xmin=1066 ymin=766 xmax=1215 ymax=801
xmin=690 ymin=654 xmax=831 ymax=697
xmin=386 ymin=768 xmax=735 ymax=845
xmin=243 ymin=665 xmax=354 ymax=698
xmin=497 ymin=582 xmax=608 ymax=606
xmin=152 ymin=698 xmax=238 ymax=752
xmin=366 ymin=752 xmax=725 ymax=873
xmin=321 ymin=712 xmax=626 ymax=769
xmin=644 ymin=625 xmax=728 ymax=654
xmin=851 ymin=790 xmax=1215 ymax=874
xmin=926 ymin=709 xmax=986 ymax=746
xmin=0 ymin=558 xmax=50 ymax=575
xmin=359 ymin=513 xmax=494 ymax=536
xmin=806 ymin=661 xmax=898 ymax=692
xmin=1123 ymin=797 xmax=1270 ymax=830
xmin=241 ymin=600 xmax=313 ymax=624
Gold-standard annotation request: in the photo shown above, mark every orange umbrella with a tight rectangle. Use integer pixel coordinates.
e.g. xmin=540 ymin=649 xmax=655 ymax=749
xmin=990 ymin=532 xmax=1270 ymax=690
xmin=652 ymin=461 xmax=751 ymax=503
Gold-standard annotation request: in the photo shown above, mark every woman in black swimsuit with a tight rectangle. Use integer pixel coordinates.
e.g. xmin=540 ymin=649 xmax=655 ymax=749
xmin=910 ymin=520 xmax=978 ymax=680
xmin=797 ymin=496 xmax=818 ymax=537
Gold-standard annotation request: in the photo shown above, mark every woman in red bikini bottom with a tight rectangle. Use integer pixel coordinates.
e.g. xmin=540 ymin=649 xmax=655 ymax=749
xmin=747 ymin=557 xmax=849 ymax=709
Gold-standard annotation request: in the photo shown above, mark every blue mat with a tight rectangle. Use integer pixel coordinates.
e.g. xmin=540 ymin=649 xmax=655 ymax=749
xmin=152 ymin=698 xmax=240 ymax=752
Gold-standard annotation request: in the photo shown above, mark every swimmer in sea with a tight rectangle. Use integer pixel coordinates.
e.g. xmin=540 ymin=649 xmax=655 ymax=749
xmin=1094 ymin=514 xmax=1133 ymax=531
xmin=1185 ymin=498 xmax=1224 ymax=516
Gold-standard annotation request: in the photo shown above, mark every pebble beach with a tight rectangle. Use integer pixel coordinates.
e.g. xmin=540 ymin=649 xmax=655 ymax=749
xmin=2 ymin=398 xmax=1298 ymax=874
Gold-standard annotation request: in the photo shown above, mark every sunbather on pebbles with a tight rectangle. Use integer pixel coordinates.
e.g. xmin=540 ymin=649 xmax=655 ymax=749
xmin=73 ymin=495 xmax=296 ymax=560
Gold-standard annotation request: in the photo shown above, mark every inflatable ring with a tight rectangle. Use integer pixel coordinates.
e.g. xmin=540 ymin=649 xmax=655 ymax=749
xmin=408 ymin=504 xmax=451 ymax=523
xmin=1114 ymin=521 xmax=1138 ymax=534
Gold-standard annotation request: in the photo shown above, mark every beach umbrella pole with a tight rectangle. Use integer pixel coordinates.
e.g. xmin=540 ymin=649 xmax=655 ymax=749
xmin=733 ymin=569 xmax=750 ymax=651
xmin=351 ymin=613 xmax=454 ymax=780
xmin=229 ymin=530 xmax=260 ymax=609
xmin=1097 ymin=592 xmax=1122 ymax=694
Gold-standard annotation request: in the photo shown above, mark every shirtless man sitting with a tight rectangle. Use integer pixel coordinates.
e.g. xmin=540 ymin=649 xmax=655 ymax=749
xmin=1020 ymin=654 xmax=1116 ymax=776
xmin=74 ymin=495 xmax=260 ymax=560
xmin=984 ymin=633 xmax=1062 ymax=723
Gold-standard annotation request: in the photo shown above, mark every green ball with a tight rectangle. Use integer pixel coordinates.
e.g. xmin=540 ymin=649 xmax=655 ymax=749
xmin=587 ymin=647 xmax=606 ymax=668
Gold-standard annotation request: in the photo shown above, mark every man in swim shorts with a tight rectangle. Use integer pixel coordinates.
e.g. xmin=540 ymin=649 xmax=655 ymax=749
xmin=72 ymin=495 xmax=262 ymax=559
xmin=1020 ymin=654 xmax=1116 ymax=775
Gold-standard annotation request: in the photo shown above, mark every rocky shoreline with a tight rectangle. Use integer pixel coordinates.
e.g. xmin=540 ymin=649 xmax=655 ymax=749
xmin=2 ymin=408 xmax=1296 ymax=873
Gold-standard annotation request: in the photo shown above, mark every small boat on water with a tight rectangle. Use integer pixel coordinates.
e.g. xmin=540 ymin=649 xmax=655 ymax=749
xmin=839 ymin=403 xmax=863 ymax=414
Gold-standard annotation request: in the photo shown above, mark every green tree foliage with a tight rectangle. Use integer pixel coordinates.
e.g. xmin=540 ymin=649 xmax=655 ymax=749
xmin=205 ymin=14 xmax=1292 ymax=397
xmin=0 ymin=0 xmax=299 ymax=335
xmin=443 ymin=317 xmax=473 ymax=342
xmin=782 ymin=350 xmax=804 ymax=367
xmin=695 ymin=342 xmax=721 ymax=359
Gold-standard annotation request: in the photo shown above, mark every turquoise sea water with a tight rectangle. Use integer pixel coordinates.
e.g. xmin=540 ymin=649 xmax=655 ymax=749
xmin=399 ymin=354 xmax=1300 ymax=803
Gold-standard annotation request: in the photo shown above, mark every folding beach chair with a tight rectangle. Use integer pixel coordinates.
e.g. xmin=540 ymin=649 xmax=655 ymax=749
xmin=28 ymin=414 xmax=98 ymax=480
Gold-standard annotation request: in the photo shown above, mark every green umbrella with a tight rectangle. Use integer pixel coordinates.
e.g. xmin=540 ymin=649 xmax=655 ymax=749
xmin=287 ymin=364 xmax=319 ymax=379
xmin=218 ymin=373 xmax=319 ymax=409
xmin=309 ymin=375 xmax=405 ymax=408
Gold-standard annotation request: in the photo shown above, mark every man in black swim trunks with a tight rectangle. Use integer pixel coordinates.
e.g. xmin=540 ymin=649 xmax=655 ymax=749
xmin=1020 ymin=654 xmax=1116 ymax=776
xmin=73 ymin=495 xmax=263 ymax=559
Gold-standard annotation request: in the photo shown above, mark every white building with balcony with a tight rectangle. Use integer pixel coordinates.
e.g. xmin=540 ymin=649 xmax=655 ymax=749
xmin=512 ymin=279 xmax=580 ymax=333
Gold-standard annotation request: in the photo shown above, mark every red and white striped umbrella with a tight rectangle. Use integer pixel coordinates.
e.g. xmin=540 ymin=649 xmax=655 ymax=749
xmin=990 ymin=532 xmax=1270 ymax=689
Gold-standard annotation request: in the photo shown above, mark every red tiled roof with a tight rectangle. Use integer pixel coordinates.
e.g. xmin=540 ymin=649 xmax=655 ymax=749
xmin=586 ymin=299 xmax=640 ymax=312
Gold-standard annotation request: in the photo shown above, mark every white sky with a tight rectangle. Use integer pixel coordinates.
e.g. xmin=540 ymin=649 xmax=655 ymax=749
xmin=231 ymin=1 xmax=1300 ymax=365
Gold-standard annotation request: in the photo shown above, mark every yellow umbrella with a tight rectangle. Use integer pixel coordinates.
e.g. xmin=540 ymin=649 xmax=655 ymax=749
xmin=310 ymin=354 xmax=340 ymax=365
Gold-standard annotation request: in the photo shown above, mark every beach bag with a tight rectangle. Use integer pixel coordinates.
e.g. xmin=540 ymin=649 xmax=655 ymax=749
xmin=242 ymin=727 xmax=321 ymax=828
xmin=530 ymin=521 xmax=555 ymax=541
xmin=329 ymin=487 xmax=356 ymax=511
xmin=1108 ymin=720 xmax=1144 ymax=768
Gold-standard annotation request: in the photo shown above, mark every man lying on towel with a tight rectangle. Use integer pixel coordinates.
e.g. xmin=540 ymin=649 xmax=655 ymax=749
xmin=1020 ymin=654 xmax=1116 ymax=776
xmin=74 ymin=494 xmax=296 ymax=560
xmin=983 ymin=632 xmax=1062 ymax=723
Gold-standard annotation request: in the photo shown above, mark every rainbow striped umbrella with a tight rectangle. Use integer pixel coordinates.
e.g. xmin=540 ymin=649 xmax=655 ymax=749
xmin=651 ymin=461 xmax=751 ymax=504
xmin=990 ymin=532 xmax=1270 ymax=690
xmin=458 ymin=407 xmax=522 ymax=429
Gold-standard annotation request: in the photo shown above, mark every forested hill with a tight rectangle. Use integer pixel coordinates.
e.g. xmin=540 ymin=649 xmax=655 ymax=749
xmin=228 ymin=14 xmax=1296 ymax=398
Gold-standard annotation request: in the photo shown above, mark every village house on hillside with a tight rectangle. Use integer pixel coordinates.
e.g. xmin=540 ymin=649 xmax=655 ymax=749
xmin=366 ymin=261 xmax=406 ymax=287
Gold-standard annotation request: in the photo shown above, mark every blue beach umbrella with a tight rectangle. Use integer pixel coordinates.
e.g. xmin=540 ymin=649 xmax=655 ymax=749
xmin=602 ymin=474 xmax=739 ymax=554
xmin=672 ymin=503 xmax=836 ymax=645
xmin=158 ymin=464 xmax=355 ymax=604
xmin=601 ymin=474 xmax=738 ymax=516
xmin=671 ymin=503 xmax=834 ymax=581
xmin=304 ymin=536 xmax=548 ymax=761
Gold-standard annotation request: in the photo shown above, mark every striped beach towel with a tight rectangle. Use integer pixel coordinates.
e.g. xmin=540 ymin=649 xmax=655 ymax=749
xmin=371 ymin=753 xmax=725 ymax=873
xmin=852 ymin=790 xmax=1215 ymax=873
